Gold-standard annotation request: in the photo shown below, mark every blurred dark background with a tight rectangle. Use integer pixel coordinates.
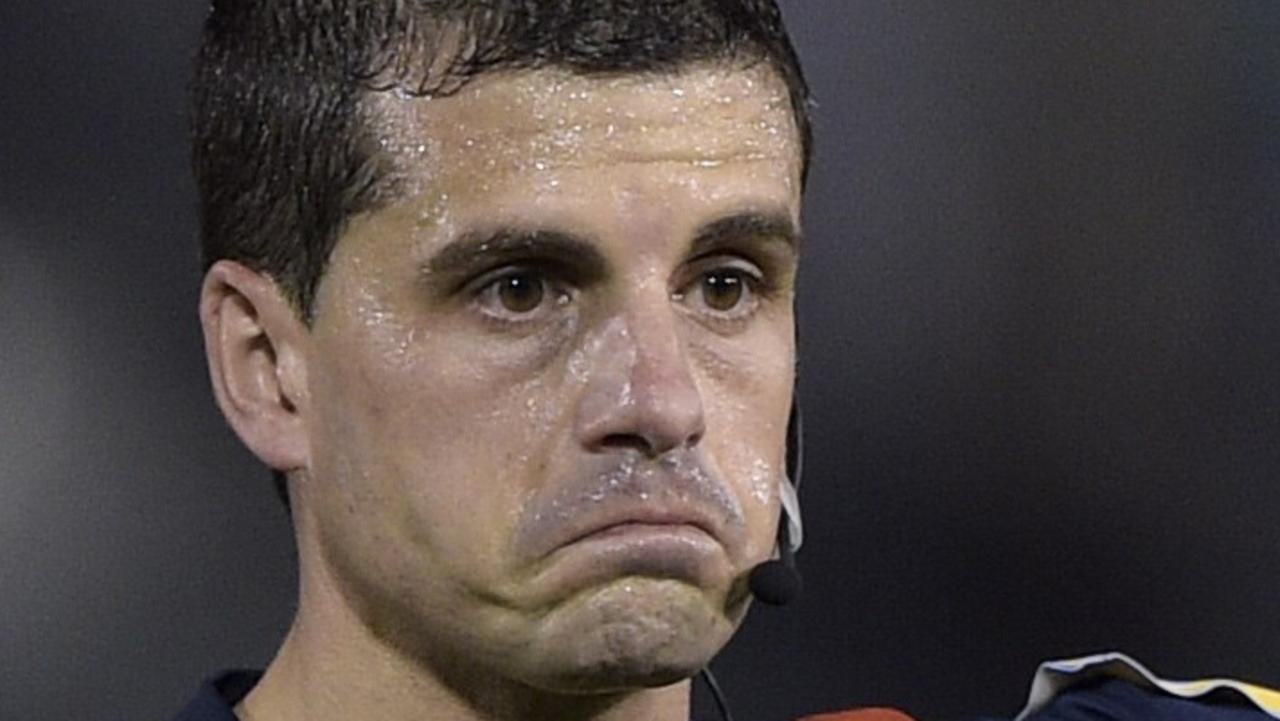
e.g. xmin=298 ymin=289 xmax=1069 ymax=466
xmin=2 ymin=2 xmax=1277 ymax=720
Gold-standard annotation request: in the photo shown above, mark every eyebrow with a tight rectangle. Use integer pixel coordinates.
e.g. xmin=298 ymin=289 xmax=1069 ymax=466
xmin=687 ymin=209 xmax=802 ymax=258
xmin=422 ymin=208 xmax=801 ymax=285
xmin=424 ymin=229 xmax=608 ymax=285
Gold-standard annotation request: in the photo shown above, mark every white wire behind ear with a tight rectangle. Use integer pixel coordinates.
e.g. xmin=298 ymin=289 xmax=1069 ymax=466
xmin=779 ymin=476 xmax=803 ymax=552
xmin=781 ymin=401 xmax=804 ymax=552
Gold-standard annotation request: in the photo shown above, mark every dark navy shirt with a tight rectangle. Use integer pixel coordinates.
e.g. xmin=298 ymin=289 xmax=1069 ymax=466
xmin=172 ymin=671 xmax=261 ymax=721
xmin=171 ymin=671 xmax=1273 ymax=721
xmin=1022 ymin=678 xmax=1274 ymax=721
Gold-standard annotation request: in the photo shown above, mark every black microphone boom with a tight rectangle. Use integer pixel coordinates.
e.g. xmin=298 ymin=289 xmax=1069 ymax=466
xmin=747 ymin=514 xmax=802 ymax=605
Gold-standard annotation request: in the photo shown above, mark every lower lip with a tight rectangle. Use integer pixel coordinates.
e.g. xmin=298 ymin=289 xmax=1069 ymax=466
xmin=539 ymin=523 xmax=726 ymax=588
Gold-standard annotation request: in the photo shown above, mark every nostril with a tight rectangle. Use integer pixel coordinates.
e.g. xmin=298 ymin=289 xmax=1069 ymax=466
xmin=596 ymin=429 xmax=703 ymax=457
xmin=598 ymin=433 xmax=654 ymax=456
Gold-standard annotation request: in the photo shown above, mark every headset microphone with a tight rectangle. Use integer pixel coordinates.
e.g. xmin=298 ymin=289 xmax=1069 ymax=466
xmin=747 ymin=521 xmax=801 ymax=605
xmin=698 ymin=404 xmax=808 ymax=721
xmin=747 ymin=403 xmax=805 ymax=606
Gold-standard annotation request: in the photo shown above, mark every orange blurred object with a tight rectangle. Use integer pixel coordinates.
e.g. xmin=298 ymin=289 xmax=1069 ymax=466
xmin=797 ymin=709 xmax=917 ymax=721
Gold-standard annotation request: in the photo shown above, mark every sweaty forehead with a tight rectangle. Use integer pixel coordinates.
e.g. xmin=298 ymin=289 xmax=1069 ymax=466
xmin=366 ymin=63 xmax=802 ymax=195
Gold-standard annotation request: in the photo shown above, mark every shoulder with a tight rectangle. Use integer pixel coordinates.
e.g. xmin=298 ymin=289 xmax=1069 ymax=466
xmin=170 ymin=670 xmax=263 ymax=721
xmin=1015 ymin=653 xmax=1279 ymax=721
xmin=1026 ymin=677 xmax=1274 ymax=721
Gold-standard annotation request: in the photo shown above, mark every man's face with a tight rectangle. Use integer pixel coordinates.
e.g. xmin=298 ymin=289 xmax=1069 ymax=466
xmin=299 ymin=63 xmax=802 ymax=692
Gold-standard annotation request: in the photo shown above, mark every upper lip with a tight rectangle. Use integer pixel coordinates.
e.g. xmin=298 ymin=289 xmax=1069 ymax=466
xmin=512 ymin=452 xmax=748 ymax=563
xmin=556 ymin=503 xmax=723 ymax=549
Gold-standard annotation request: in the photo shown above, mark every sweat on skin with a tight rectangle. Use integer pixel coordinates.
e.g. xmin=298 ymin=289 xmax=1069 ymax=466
xmin=201 ymin=62 xmax=804 ymax=721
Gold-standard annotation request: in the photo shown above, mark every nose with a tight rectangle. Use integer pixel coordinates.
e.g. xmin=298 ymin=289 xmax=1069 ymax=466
xmin=574 ymin=309 xmax=706 ymax=458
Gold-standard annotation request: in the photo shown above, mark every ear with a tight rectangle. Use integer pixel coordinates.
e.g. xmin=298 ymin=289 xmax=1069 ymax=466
xmin=200 ymin=260 xmax=311 ymax=472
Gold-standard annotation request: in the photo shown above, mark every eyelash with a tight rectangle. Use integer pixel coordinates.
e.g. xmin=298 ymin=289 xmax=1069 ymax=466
xmin=675 ymin=259 xmax=769 ymax=326
xmin=469 ymin=264 xmax=574 ymax=328
xmin=467 ymin=257 xmax=774 ymax=331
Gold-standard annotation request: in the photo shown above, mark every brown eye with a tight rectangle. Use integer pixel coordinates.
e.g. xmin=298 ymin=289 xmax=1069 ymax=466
xmin=702 ymin=270 xmax=745 ymax=312
xmin=496 ymin=272 xmax=545 ymax=314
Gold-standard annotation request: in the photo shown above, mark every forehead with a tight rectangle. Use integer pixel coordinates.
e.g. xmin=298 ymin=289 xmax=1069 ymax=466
xmin=365 ymin=62 xmax=802 ymax=208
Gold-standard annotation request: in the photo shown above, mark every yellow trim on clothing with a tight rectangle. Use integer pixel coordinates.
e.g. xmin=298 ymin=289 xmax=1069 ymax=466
xmin=1014 ymin=651 xmax=1280 ymax=720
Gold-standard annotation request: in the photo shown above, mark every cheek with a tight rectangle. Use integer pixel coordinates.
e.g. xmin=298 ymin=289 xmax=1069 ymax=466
xmin=689 ymin=326 xmax=794 ymax=553
xmin=688 ymin=313 xmax=794 ymax=439
xmin=307 ymin=319 xmax=580 ymax=581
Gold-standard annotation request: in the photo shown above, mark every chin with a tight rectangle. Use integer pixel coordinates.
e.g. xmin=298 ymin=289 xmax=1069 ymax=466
xmin=518 ymin=578 xmax=736 ymax=693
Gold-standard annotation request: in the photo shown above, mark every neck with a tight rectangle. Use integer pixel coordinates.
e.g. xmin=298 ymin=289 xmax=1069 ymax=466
xmin=235 ymin=525 xmax=692 ymax=721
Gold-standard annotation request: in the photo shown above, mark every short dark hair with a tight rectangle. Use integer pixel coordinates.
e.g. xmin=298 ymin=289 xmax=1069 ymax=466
xmin=191 ymin=0 xmax=812 ymax=507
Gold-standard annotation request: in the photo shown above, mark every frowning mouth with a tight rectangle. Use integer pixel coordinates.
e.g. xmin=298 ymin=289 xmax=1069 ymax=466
xmin=559 ymin=511 xmax=721 ymax=550
xmin=574 ymin=520 xmax=713 ymax=542
xmin=511 ymin=452 xmax=750 ymax=572
xmin=534 ymin=518 xmax=728 ymax=592
xmin=520 ymin=505 xmax=732 ymax=592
